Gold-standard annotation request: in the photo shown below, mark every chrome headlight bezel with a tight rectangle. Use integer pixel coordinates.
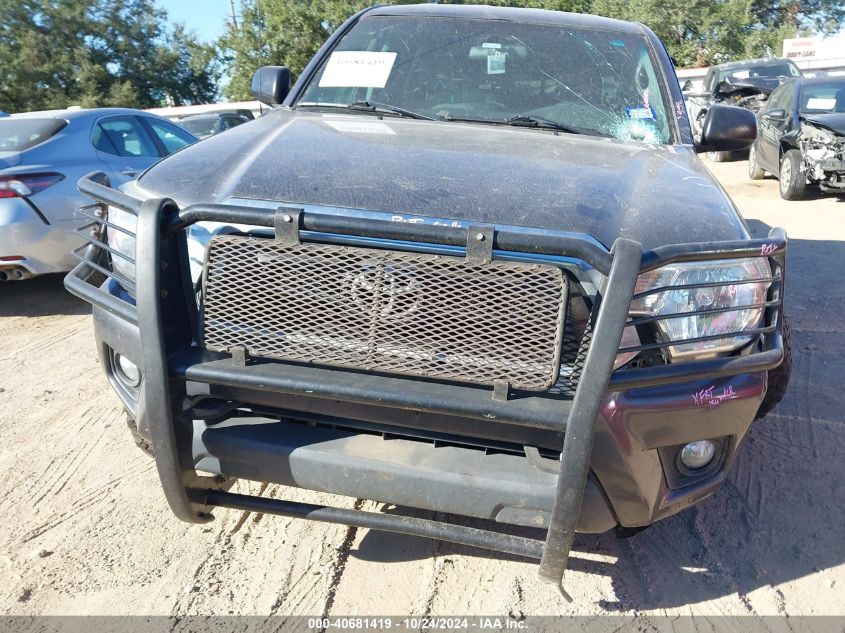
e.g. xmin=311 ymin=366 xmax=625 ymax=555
xmin=630 ymin=257 xmax=772 ymax=361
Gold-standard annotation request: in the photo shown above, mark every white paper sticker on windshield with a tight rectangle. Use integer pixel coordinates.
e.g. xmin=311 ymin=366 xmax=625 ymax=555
xmin=318 ymin=51 xmax=397 ymax=88
xmin=487 ymin=51 xmax=506 ymax=75
xmin=806 ymin=97 xmax=835 ymax=110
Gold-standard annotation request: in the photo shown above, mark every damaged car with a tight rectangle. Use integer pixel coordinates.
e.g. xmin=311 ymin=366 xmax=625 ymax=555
xmin=686 ymin=58 xmax=802 ymax=162
xmin=750 ymin=77 xmax=845 ymax=200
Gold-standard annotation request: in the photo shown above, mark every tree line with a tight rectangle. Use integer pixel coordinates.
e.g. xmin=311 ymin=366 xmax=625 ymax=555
xmin=2 ymin=0 xmax=843 ymax=112
xmin=0 ymin=0 xmax=220 ymax=112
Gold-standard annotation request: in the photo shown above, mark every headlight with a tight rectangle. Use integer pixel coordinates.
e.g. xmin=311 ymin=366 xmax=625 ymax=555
xmin=106 ymin=206 xmax=137 ymax=285
xmin=631 ymin=258 xmax=771 ymax=360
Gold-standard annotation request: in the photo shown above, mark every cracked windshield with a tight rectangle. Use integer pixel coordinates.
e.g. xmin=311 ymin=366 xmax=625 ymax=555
xmin=298 ymin=15 xmax=673 ymax=143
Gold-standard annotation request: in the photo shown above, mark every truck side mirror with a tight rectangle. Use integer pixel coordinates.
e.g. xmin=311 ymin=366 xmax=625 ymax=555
xmin=762 ymin=108 xmax=787 ymax=122
xmin=251 ymin=66 xmax=292 ymax=106
xmin=696 ymin=104 xmax=757 ymax=153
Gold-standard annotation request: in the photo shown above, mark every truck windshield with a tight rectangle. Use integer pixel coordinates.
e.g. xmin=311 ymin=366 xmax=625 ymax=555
xmin=0 ymin=118 xmax=67 ymax=152
xmin=297 ymin=15 xmax=675 ymax=144
xmin=799 ymin=81 xmax=845 ymax=114
xmin=720 ymin=62 xmax=801 ymax=82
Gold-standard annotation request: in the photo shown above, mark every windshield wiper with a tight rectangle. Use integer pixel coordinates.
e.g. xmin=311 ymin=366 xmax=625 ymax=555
xmin=505 ymin=115 xmax=583 ymax=134
xmin=437 ymin=112 xmax=606 ymax=136
xmin=347 ymin=100 xmax=435 ymax=120
xmin=436 ymin=113 xmax=502 ymax=125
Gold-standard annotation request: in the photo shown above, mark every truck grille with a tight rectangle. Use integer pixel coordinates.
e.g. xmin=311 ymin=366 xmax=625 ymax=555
xmin=201 ymin=235 xmax=568 ymax=391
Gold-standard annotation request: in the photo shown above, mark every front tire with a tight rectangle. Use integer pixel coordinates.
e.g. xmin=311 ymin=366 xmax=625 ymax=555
xmin=779 ymin=149 xmax=806 ymax=200
xmin=755 ymin=316 xmax=792 ymax=420
xmin=748 ymin=144 xmax=765 ymax=180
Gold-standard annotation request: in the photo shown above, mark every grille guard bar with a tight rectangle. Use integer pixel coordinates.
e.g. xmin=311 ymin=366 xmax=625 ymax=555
xmin=65 ymin=172 xmax=787 ymax=595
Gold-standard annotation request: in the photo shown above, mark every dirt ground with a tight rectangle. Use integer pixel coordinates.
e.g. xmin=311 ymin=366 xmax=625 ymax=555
xmin=1 ymin=159 xmax=844 ymax=621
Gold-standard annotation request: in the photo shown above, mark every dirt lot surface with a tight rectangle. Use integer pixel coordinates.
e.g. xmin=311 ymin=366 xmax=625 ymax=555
xmin=1 ymin=159 xmax=844 ymax=622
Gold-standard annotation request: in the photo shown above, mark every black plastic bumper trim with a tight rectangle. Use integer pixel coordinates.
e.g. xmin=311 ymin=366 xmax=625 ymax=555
xmin=192 ymin=416 xmax=615 ymax=533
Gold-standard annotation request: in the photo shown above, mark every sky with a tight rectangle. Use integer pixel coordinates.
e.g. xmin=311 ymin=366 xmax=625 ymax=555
xmin=155 ymin=0 xmax=233 ymax=43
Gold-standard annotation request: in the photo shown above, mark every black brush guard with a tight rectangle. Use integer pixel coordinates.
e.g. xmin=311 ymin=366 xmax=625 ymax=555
xmin=65 ymin=173 xmax=787 ymax=595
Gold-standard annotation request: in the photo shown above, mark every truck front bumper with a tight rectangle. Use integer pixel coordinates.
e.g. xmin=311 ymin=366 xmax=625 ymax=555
xmin=66 ymin=173 xmax=787 ymax=590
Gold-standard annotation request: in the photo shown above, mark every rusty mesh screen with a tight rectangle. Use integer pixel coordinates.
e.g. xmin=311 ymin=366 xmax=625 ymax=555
xmin=201 ymin=235 xmax=568 ymax=390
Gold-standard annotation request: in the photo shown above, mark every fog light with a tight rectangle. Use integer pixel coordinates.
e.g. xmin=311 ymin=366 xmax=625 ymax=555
xmin=115 ymin=354 xmax=141 ymax=387
xmin=679 ymin=440 xmax=716 ymax=470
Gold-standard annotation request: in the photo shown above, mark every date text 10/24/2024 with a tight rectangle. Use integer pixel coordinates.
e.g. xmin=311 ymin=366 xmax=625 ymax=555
xmin=307 ymin=617 xmax=527 ymax=630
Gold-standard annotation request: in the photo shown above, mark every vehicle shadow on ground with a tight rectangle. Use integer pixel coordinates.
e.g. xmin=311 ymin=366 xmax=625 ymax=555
xmin=740 ymin=161 xmax=845 ymax=203
xmin=354 ymin=225 xmax=845 ymax=609
xmin=796 ymin=188 xmax=845 ymax=202
xmin=0 ymin=273 xmax=91 ymax=317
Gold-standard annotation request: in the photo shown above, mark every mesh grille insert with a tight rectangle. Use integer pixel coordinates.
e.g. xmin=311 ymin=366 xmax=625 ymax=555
xmin=201 ymin=236 xmax=568 ymax=391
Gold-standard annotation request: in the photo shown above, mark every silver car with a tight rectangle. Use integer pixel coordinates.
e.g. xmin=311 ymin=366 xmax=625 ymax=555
xmin=0 ymin=107 xmax=197 ymax=280
xmin=177 ymin=112 xmax=251 ymax=139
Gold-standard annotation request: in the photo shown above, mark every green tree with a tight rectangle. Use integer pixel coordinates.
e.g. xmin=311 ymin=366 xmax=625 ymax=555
xmin=590 ymin=0 xmax=807 ymax=66
xmin=750 ymin=0 xmax=845 ymax=31
xmin=0 ymin=0 xmax=221 ymax=113
xmin=220 ymin=0 xmax=377 ymax=100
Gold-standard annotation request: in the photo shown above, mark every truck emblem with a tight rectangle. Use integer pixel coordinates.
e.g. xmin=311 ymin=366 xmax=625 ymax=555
xmin=347 ymin=264 xmax=419 ymax=320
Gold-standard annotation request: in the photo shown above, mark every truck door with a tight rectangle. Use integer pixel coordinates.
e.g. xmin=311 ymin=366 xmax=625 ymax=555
xmin=757 ymin=83 xmax=794 ymax=171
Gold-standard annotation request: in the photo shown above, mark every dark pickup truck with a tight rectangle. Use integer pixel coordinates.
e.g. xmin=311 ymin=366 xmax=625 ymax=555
xmin=66 ymin=4 xmax=791 ymax=593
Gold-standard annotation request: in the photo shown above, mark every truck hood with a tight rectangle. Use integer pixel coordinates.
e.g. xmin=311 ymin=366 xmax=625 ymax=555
xmin=137 ymin=109 xmax=746 ymax=250
xmin=801 ymin=114 xmax=845 ymax=136
xmin=716 ymin=76 xmax=782 ymax=98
